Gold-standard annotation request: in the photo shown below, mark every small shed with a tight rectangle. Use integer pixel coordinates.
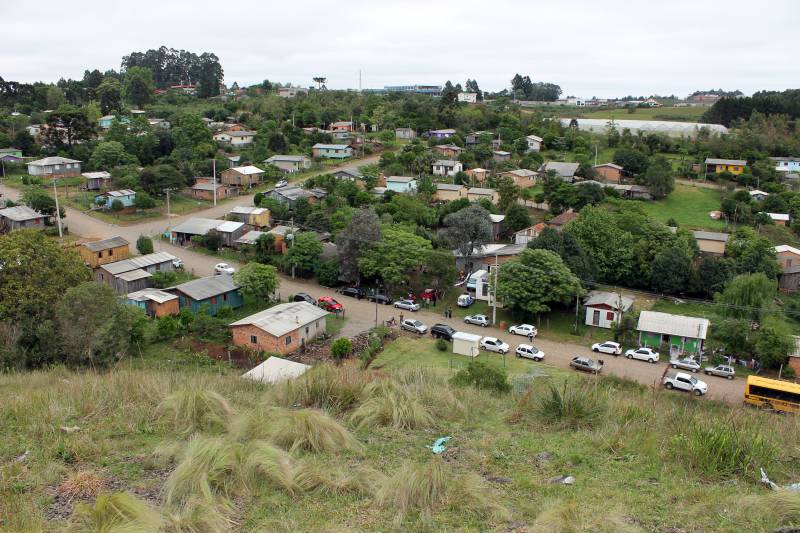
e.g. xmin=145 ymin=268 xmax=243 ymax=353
xmin=452 ymin=332 xmax=481 ymax=357
xmin=242 ymin=357 xmax=311 ymax=384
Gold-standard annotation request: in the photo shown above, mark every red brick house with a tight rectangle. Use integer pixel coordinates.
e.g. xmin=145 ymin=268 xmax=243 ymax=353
xmin=230 ymin=302 xmax=329 ymax=355
xmin=592 ymin=163 xmax=625 ymax=183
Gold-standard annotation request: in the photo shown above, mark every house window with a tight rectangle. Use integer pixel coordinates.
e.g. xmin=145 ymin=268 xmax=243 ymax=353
xmin=223 ymin=293 xmax=228 ymax=301
xmin=305 ymin=326 xmax=309 ymax=334
xmin=98 ymin=252 xmax=102 ymax=259
xmin=606 ymin=311 xmax=614 ymax=321
xmin=250 ymin=335 xmax=257 ymax=344
xmin=285 ymin=336 xmax=292 ymax=346
xmin=211 ymin=296 xmax=217 ymax=305
xmin=109 ymin=248 xmax=113 ymax=256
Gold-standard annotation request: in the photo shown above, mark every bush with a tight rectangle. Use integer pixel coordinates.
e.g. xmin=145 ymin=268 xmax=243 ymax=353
xmin=435 ymin=338 xmax=447 ymax=352
xmin=349 ymin=380 xmax=434 ymax=430
xmin=315 ymin=259 xmax=340 ymax=287
xmin=451 ymin=361 xmax=511 ymax=393
xmin=158 ymin=389 xmax=234 ymax=435
xmin=533 ymin=382 xmax=608 ymax=429
xmin=267 ymin=364 xmax=368 ymax=412
xmin=151 ymin=270 xmax=178 ymax=288
xmin=268 ymin=408 xmax=361 ymax=454
xmin=136 ymin=235 xmax=154 ymax=255
xmin=156 ymin=315 xmax=181 ymax=340
xmin=73 ymin=492 xmax=162 ymax=532
xmin=330 ymin=338 xmax=353 ymax=361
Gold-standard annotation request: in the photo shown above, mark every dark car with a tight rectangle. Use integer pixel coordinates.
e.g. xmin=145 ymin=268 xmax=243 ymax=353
xmin=338 ymin=287 xmax=365 ymax=299
xmin=293 ymin=292 xmax=315 ymax=304
xmin=367 ymin=293 xmax=392 ymax=305
xmin=569 ymin=356 xmax=604 ymax=375
xmin=430 ymin=323 xmax=456 ymax=341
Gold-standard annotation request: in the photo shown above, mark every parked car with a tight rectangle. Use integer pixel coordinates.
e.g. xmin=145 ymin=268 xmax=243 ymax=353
xmin=704 ymin=364 xmax=735 ymax=380
xmin=592 ymin=341 xmax=622 ymax=356
xmin=172 ymin=257 xmax=184 ymax=269
xmin=214 ymin=262 xmax=235 ymax=275
xmin=625 ymin=347 xmax=660 ymax=363
xmin=515 ymin=344 xmax=544 ymax=361
xmin=394 ymin=299 xmax=420 ymax=311
xmin=316 ymin=296 xmax=342 ymax=312
xmin=670 ymin=357 xmax=701 ymax=372
xmin=464 ymin=314 xmax=489 ymax=327
xmin=275 ymin=179 xmax=288 ymax=188
xmin=293 ymin=292 xmax=315 ymax=304
xmin=570 ymin=356 xmax=604 ymax=374
xmin=401 ymin=319 xmax=427 ymax=334
xmin=480 ymin=337 xmax=509 ymax=354
xmin=457 ymin=294 xmax=475 ymax=308
xmin=430 ymin=323 xmax=456 ymax=341
xmin=663 ymin=372 xmax=708 ymax=395
xmin=508 ymin=324 xmax=537 ymax=337
xmin=367 ymin=293 xmax=392 ymax=305
xmin=338 ymin=287 xmax=365 ymax=299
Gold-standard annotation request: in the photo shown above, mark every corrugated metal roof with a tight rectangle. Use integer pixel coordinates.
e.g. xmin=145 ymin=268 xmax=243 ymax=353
xmin=436 ymin=183 xmax=465 ymax=191
xmin=0 ymin=205 xmax=44 ymax=221
xmin=81 ymin=171 xmax=111 ymax=179
xmin=776 ymin=245 xmax=800 ymax=255
xmin=265 ymin=155 xmax=308 ymax=162
xmin=541 ymin=161 xmax=580 ymax=177
xmin=231 ymin=301 xmax=328 ymax=337
xmin=705 ymin=158 xmax=747 ymax=166
xmin=231 ymin=206 xmax=268 ymax=215
xmin=116 ymin=269 xmax=152 ymax=282
xmin=434 ymin=160 xmax=459 ymax=166
xmin=170 ymin=275 xmax=240 ymax=301
xmin=637 ymin=311 xmax=709 ymax=340
xmin=468 ymin=187 xmax=495 ymax=195
xmin=236 ymin=230 xmax=267 ymax=245
xmin=583 ymin=290 xmax=633 ymax=311
xmin=126 ymin=288 xmax=177 ymax=303
xmin=693 ymin=230 xmax=730 ymax=242
xmin=230 ymin=165 xmax=264 ymax=175
xmin=171 ymin=218 xmax=223 ymax=235
xmin=101 ymin=252 xmax=176 ymax=275
xmin=386 ymin=176 xmax=416 ymax=183
xmin=242 ymin=356 xmax=310 ymax=384
xmin=216 ymin=221 xmax=245 ymax=233
xmin=83 ymin=236 xmax=129 ymax=252
xmin=28 ymin=156 xmax=80 ymax=166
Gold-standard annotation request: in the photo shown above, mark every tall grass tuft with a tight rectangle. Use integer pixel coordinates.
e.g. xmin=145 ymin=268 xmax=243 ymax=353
xmin=669 ymin=417 xmax=778 ymax=480
xmin=349 ymin=380 xmax=434 ymax=430
xmin=162 ymin=496 xmax=234 ymax=532
xmin=162 ymin=435 xmax=241 ymax=506
xmin=269 ymin=408 xmax=362 ymax=454
xmin=158 ymin=389 xmax=234 ymax=435
xmin=229 ymin=407 xmax=274 ymax=441
xmin=241 ymin=440 xmax=298 ymax=494
xmin=293 ymin=461 xmax=380 ymax=495
xmin=532 ymin=381 xmax=608 ymax=429
xmin=266 ymin=364 xmax=368 ymax=413
xmin=740 ymin=490 xmax=800 ymax=528
xmin=72 ymin=491 xmax=162 ymax=533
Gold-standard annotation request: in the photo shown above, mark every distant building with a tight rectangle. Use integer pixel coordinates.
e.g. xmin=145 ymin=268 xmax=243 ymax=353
xmin=0 ymin=205 xmax=47 ymax=232
xmin=540 ymin=161 xmax=580 ymax=182
xmin=637 ymin=311 xmax=709 ymax=356
xmin=312 ymin=143 xmax=353 ymax=159
xmin=513 ymin=223 xmax=547 ymax=245
xmin=230 ymin=301 xmax=329 ymax=355
xmin=395 ymin=127 xmax=416 ymax=140
xmin=79 ymin=236 xmax=130 ymax=268
xmin=768 ymin=213 xmax=790 ymax=226
xmin=385 ymin=176 xmax=418 ymax=193
xmin=499 ymin=169 xmax=538 ymax=188
xmin=125 ymin=288 xmax=180 ymax=318
xmin=168 ymin=275 xmax=244 ymax=315
xmin=95 ymin=189 xmax=136 ymax=209
xmin=385 ymin=85 xmax=442 ymax=96
xmin=213 ymin=130 xmax=255 ymax=147
xmin=433 ymin=144 xmax=463 ymax=159
xmin=170 ymin=218 xmax=226 ymax=245
xmin=770 ymin=157 xmax=800 ymax=173
xmin=434 ymin=183 xmax=467 ymax=202
xmin=465 ymin=168 xmax=488 ymax=184
xmin=188 ymin=178 xmax=229 ymax=201
xmin=457 ymin=92 xmax=477 ymax=103
xmin=98 ymin=115 xmax=129 ymax=129
xmin=492 ymin=150 xmax=512 ymax=163
xmin=0 ymin=147 xmax=23 ymax=158
xmin=329 ymin=121 xmax=353 ymax=133
xmin=749 ymin=189 xmax=770 ymax=202
xmin=692 ymin=231 xmax=729 ymax=256
xmin=229 ymin=206 xmax=270 ymax=228
xmin=264 ymin=155 xmax=311 ymax=173
xmin=592 ymin=163 xmax=625 ymax=183
xmin=525 ymin=134 xmax=543 ymax=153
xmin=429 ymin=128 xmax=456 ymax=139
xmin=584 ymin=291 xmax=634 ymax=329
xmin=548 ymin=211 xmax=578 ymax=231
xmin=266 ymin=185 xmax=327 ymax=207
xmin=221 ymin=166 xmax=264 ymax=190
xmin=27 ymin=156 xmax=81 ymax=178
xmin=432 ymin=159 xmax=463 ymax=177
xmin=94 ymin=251 xmax=176 ymax=294
xmin=705 ymin=158 xmax=746 ymax=175
xmin=278 ymin=87 xmax=309 ymax=98
xmin=82 ymin=171 xmax=112 ymax=191
xmin=467 ymin=187 xmax=498 ymax=204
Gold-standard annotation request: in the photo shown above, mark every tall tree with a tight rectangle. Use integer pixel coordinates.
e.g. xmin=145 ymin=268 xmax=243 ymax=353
xmin=716 ymin=272 xmax=776 ymax=323
xmin=358 ymin=226 xmax=432 ymax=292
xmin=89 ymin=141 xmax=137 ymax=170
xmin=285 ymin=232 xmax=323 ymax=277
xmin=495 ymin=248 xmax=583 ymax=315
xmin=438 ymin=205 xmax=492 ymax=265
xmin=643 ymin=156 xmax=675 ymax=199
xmin=233 ymin=263 xmax=279 ymax=303
xmin=336 ymin=208 xmax=381 ymax=284
xmin=725 ymin=227 xmax=781 ymax=279
xmin=96 ymin=77 xmax=122 ymax=114
xmin=123 ymin=66 xmax=155 ymax=107
xmin=649 ymin=246 xmax=693 ymax=294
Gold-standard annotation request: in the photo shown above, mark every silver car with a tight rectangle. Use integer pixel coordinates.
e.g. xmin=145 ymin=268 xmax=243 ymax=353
xmin=394 ymin=299 xmax=420 ymax=311
xmin=670 ymin=357 xmax=701 ymax=372
xmin=401 ymin=319 xmax=427 ymax=334
xmin=704 ymin=364 xmax=735 ymax=380
xmin=464 ymin=314 xmax=489 ymax=327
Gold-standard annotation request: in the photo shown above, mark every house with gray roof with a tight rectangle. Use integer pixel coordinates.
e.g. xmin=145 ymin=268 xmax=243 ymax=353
xmin=266 ymin=185 xmax=327 ymax=206
xmin=231 ymin=301 xmax=328 ymax=355
xmin=264 ymin=155 xmax=311 ymax=173
xmin=540 ymin=161 xmax=580 ymax=182
xmin=692 ymin=230 xmax=729 ymax=256
xmin=583 ymin=290 xmax=634 ymax=329
xmin=167 ymin=275 xmax=243 ymax=315
xmin=27 ymin=156 xmax=82 ymax=178
xmin=385 ymin=176 xmax=417 ymax=193
xmin=637 ymin=310 xmax=710 ymax=356
xmin=432 ymin=159 xmax=463 ymax=177
xmin=0 ymin=205 xmax=47 ymax=232
xmin=94 ymin=251 xmax=176 ymax=294
xmin=82 ymin=171 xmax=112 ymax=191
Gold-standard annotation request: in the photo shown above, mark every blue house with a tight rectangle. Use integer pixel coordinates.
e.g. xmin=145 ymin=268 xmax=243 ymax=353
xmin=771 ymin=157 xmax=800 ymax=173
xmin=385 ymin=176 xmax=418 ymax=193
xmin=429 ymin=128 xmax=456 ymax=139
xmin=168 ymin=275 xmax=244 ymax=315
xmin=312 ymin=143 xmax=353 ymax=159
xmin=98 ymin=115 xmax=130 ymax=129
xmin=95 ymin=189 xmax=136 ymax=208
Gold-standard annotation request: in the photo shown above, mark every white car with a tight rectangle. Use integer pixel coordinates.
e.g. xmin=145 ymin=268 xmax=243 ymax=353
xmin=625 ymin=347 xmax=660 ymax=363
xmin=592 ymin=341 xmax=622 ymax=356
xmin=172 ymin=257 xmax=184 ymax=269
xmin=480 ymin=337 xmax=509 ymax=354
xmin=393 ymin=299 xmax=420 ymax=311
xmin=663 ymin=372 xmax=708 ymax=395
xmin=671 ymin=357 xmax=701 ymax=372
xmin=214 ymin=262 xmax=235 ymax=275
xmin=509 ymin=324 xmax=537 ymax=337
xmin=400 ymin=319 xmax=427 ymax=334
xmin=464 ymin=314 xmax=489 ymax=327
xmin=275 ymin=179 xmax=288 ymax=188
xmin=515 ymin=344 xmax=544 ymax=361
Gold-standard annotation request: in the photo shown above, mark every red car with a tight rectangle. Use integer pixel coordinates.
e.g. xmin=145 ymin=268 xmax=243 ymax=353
xmin=316 ymin=296 xmax=343 ymax=312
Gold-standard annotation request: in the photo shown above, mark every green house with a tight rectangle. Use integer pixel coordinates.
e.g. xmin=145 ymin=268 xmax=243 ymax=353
xmin=0 ymin=147 xmax=23 ymax=159
xmin=636 ymin=311 xmax=710 ymax=357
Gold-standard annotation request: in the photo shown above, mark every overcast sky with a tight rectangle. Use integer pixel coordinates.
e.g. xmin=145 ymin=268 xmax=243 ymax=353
xmin=5 ymin=0 xmax=798 ymax=98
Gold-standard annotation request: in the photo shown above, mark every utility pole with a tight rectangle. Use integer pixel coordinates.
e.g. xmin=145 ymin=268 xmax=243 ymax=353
xmin=289 ymin=217 xmax=296 ymax=279
xmin=491 ymin=254 xmax=499 ymax=325
xmin=594 ymin=144 xmax=598 ymax=167
xmin=53 ymin=179 xmax=63 ymax=238
xmin=212 ymin=158 xmax=217 ymax=206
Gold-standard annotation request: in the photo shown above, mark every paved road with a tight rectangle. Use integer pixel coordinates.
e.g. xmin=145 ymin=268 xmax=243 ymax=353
xmin=0 ymin=155 xmax=747 ymax=405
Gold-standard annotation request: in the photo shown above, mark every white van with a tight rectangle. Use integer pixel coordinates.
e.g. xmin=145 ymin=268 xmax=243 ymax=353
xmin=457 ymin=294 xmax=474 ymax=307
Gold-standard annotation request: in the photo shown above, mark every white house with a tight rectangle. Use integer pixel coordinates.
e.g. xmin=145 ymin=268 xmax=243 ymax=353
xmin=278 ymin=87 xmax=309 ymax=98
xmin=264 ymin=155 xmax=311 ymax=173
xmin=395 ymin=127 xmax=416 ymax=140
xmin=214 ymin=130 xmax=255 ymax=147
xmin=27 ymin=156 xmax=82 ymax=178
xmin=457 ymin=92 xmax=477 ymax=103
xmin=583 ymin=291 xmax=634 ymax=329
xmin=432 ymin=160 xmax=463 ymax=177
xmin=385 ymin=176 xmax=418 ymax=193
xmin=749 ymin=190 xmax=769 ymax=202
xmin=525 ymin=134 xmax=543 ymax=152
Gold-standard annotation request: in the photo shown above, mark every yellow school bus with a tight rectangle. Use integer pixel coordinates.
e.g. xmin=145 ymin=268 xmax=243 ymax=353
xmin=744 ymin=375 xmax=800 ymax=413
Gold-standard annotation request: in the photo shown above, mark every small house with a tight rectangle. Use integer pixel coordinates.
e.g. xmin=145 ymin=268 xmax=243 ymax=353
xmin=705 ymin=158 xmax=746 ymax=175
xmin=312 ymin=143 xmax=353 ymax=159
xmin=221 ymin=166 xmax=264 ymax=190
xmin=395 ymin=127 xmax=416 ymax=140
xmin=189 ymin=179 xmax=229 ymax=201
xmin=229 ymin=206 xmax=270 ymax=228
xmin=169 ymin=275 xmax=243 ymax=315
xmin=95 ymin=189 xmax=136 ymax=209
xmin=79 ymin=236 xmax=130 ymax=268
xmin=499 ymin=169 xmax=538 ymax=188
xmin=125 ymin=288 xmax=180 ymax=318
xmin=385 ymin=176 xmax=418 ymax=193
xmin=457 ymin=92 xmax=477 ymax=103
xmin=213 ymin=130 xmax=255 ymax=147
xmin=592 ymin=163 xmax=625 ymax=183
xmin=215 ymin=221 xmax=247 ymax=248
xmin=768 ymin=213 xmax=790 ymax=226
xmin=467 ymin=187 xmax=498 ymax=204
xmin=27 ymin=156 xmax=82 ymax=178
xmin=170 ymin=218 xmax=226 ymax=245
xmin=775 ymin=245 xmax=800 ymax=271
xmin=770 ymin=157 xmax=800 ymax=173
xmin=242 ymin=356 xmax=311 ymax=384
xmin=226 ymin=155 xmax=241 ymax=168
xmin=433 ymin=144 xmax=464 ymax=159
xmin=236 ymin=230 xmax=268 ymax=247
xmin=465 ymin=168 xmax=488 ymax=184
xmin=465 ymin=131 xmax=492 ymax=146
xmin=230 ymin=301 xmax=329 ymax=355
xmin=432 ymin=160 xmax=463 ymax=177
xmin=95 ymin=251 xmax=176 ymax=294
xmin=513 ymin=223 xmax=547 ymax=245
xmin=329 ymin=169 xmax=363 ymax=185
xmin=525 ymin=134 xmax=543 ymax=153
xmin=583 ymin=291 xmax=633 ymax=329
xmin=493 ymin=150 xmax=512 ymax=163
xmin=0 ymin=205 xmax=47 ymax=232
xmin=490 ymin=214 xmax=506 ymax=240
xmin=98 ymin=115 xmax=129 ymax=129
xmin=779 ymin=266 xmax=800 ymax=293
xmin=637 ymin=311 xmax=710 ymax=357
xmin=266 ymin=186 xmax=326 ymax=207
xmin=82 ymin=171 xmax=112 ymax=191
xmin=540 ymin=161 xmax=580 ymax=182
xmin=452 ymin=332 xmax=481 ymax=357
xmin=278 ymin=87 xmax=308 ymax=98
xmin=548 ymin=211 xmax=578 ymax=232
xmin=264 ymin=155 xmax=311 ymax=173
xmin=434 ymin=183 xmax=467 ymax=202
xmin=749 ymin=190 xmax=769 ymax=202
xmin=329 ymin=121 xmax=353 ymax=133
xmin=693 ymin=230 xmax=729 ymax=256
xmin=0 ymin=147 xmax=23 ymax=158
xmin=429 ymin=128 xmax=456 ymax=139
xmin=267 ymin=225 xmax=295 ymax=254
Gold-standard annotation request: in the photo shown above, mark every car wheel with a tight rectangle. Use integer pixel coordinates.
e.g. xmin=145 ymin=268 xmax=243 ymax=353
xmin=671 ymin=364 xmax=677 ymax=368
xmin=693 ymin=389 xmax=702 ymax=396
xmin=593 ymin=347 xmax=599 ymax=352
xmin=481 ymin=323 xmax=487 ymax=327
xmin=705 ymin=371 xmax=710 ymax=375
xmin=665 ymin=382 xmax=673 ymax=389
xmin=394 ymin=304 xmax=399 ymax=308
xmin=727 ymin=375 xmax=733 ymax=380
xmin=649 ymin=359 xmax=655 ymax=364
xmin=691 ymin=368 xmax=697 ymax=373
xmin=627 ymin=354 xmax=633 ymax=359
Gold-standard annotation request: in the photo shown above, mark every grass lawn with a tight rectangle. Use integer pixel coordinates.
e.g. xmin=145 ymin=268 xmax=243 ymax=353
xmin=635 ymin=183 xmax=727 ymax=230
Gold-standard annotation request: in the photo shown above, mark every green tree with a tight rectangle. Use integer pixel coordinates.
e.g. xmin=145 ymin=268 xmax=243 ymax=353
xmin=253 ymin=233 xmax=277 ymax=264
xmin=716 ymin=272 xmax=776 ymax=323
xmin=136 ymin=235 xmax=154 ymax=254
xmin=643 ymin=156 xmax=675 ymax=199
xmin=122 ymin=66 xmax=155 ymax=107
xmin=495 ymin=175 xmax=520 ymax=212
xmin=422 ymin=249 xmax=458 ymax=294
xmin=438 ymin=205 xmax=492 ymax=263
xmin=695 ymin=256 xmax=735 ymax=298
xmin=315 ymin=259 xmax=340 ymax=287
xmin=89 ymin=141 xmax=137 ymax=170
xmin=725 ymin=227 xmax=781 ymax=279
xmin=110 ymin=199 xmax=124 ymax=212
xmin=22 ymin=189 xmax=61 ymax=217
xmin=96 ymin=77 xmax=122 ymax=115
xmin=286 ymin=232 xmax=323 ymax=277
xmin=133 ymin=192 xmax=156 ymax=210
xmin=139 ymin=164 xmax=187 ymax=195
xmin=528 ymin=227 xmax=596 ymax=282
xmin=612 ymin=147 xmax=649 ymax=175
xmin=358 ymin=226 xmax=432 ymax=291
xmin=754 ymin=318 xmax=794 ymax=369
xmin=335 ymin=208 xmax=381 ymax=284
xmin=504 ymin=202 xmax=532 ymax=233
xmin=233 ymin=263 xmax=279 ymax=303
xmin=650 ymin=246 xmax=693 ymax=294
xmin=564 ymin=206 xmax=635 ymax=284
xmin=495 ymin=248 xmax=583 ymax=315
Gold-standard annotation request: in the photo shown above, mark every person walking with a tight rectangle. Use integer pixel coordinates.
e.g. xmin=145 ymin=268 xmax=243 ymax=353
xmin=528 ymin=331 xmax=534 ymax=343
xmin=400 ymin=312 xmax=405 ymax=324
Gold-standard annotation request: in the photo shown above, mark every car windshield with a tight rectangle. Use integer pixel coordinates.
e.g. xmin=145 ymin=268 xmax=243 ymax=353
xmin=690 ymin=376 xmax=698 ymax=385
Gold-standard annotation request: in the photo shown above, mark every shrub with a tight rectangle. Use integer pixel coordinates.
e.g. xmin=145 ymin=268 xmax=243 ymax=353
xmin=73 ymin=492 xmax=162 ymax=532
xmin=533 ymin=382 xmax=608 ymax=429
xmin=58 ymin=471 xmax=104 ymax=500
xmin=451 ymin=361 xmax=511 ymax=393
xmin=268 ymin=408 xmax=361 ymax=454
xmin=435 ymin=338 xmax=447 ymax=352
xmin=151 ymin=270 xmax=178 ymax=288
xmin=241 ymin=440 xmax=299 ymax=494
xmin=136 ymin=235 xmax=154 ymax=255
xmin=267 ymin=364 xmax=368 ymax=412
xmin=349 ymin=380 xmax=434 ymax=430
xmin=330 ymin=338 xmax=353 ymax=361
xmin=158 ymin=389 xmax=234 ymax=435
xmin=156 ymin=315 xmax=181 ymax=340
xmin=163 ymin=435 xmax=240 ymax=506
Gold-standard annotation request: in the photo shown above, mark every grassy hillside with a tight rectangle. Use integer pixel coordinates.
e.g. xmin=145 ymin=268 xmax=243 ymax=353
xmin=1 ymin=340 xmax=799 ymax=531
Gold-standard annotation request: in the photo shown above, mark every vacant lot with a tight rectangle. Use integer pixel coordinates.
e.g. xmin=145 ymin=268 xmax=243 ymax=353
xmin=636 ymin=183 xmax=727 ymax=230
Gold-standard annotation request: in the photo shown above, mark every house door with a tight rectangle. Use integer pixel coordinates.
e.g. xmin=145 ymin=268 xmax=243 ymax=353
xmin=592 ymin=310 xmax=600 ymax=326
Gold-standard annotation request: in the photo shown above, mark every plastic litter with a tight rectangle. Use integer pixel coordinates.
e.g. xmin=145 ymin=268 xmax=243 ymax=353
xmin=548 ymin=475 xmax=575 ymax=485
xmin=761 ymin=468 xmax=800 ymax=492
xmin=427 ymin=436 xmax=452 ymax=454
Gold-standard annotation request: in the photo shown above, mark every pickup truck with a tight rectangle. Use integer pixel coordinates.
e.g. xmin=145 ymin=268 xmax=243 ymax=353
xmin=663 ymin=372 xmax=708 ymax=396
